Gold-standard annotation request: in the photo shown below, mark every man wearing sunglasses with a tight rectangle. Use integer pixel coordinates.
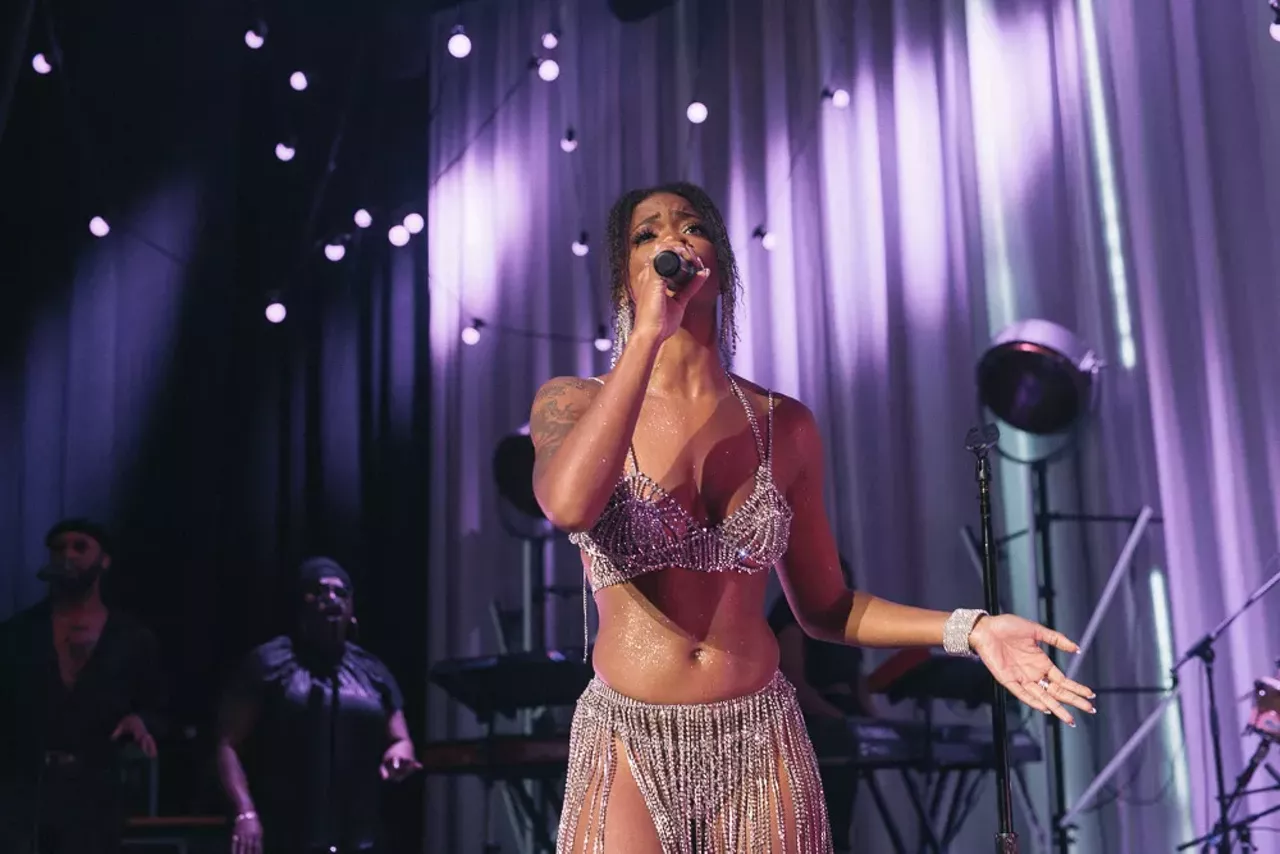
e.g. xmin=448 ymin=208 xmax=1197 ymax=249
xmin=215 ymin=557 xmax=419 ymax=854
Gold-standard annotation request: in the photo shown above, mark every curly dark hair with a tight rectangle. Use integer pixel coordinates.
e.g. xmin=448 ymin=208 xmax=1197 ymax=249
xmin=604 ymin=181 xmax=742 ymax=364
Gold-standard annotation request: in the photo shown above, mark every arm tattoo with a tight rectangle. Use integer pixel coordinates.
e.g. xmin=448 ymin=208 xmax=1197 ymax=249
xmin=531 ymin=378 xmax=596 ymax=462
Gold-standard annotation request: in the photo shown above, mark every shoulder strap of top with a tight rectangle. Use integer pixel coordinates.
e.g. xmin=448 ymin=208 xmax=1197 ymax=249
xmin=766 ymin=391 xmax=775 ymax=468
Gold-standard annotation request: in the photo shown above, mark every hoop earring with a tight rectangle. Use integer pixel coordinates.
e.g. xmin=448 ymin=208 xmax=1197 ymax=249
xmin=611 ymin=301 xmax=633 ymax=368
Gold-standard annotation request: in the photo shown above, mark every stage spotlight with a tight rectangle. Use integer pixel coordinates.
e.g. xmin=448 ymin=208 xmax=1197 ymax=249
xmin=594 ymin=325 xmax=611 ymax=352
xmin=403 ymin=212 xmax=425 ymax=234
xmin=354 ymin=209 xmax=372 ymax=228
xmin=686 ymin=101 xmax=708 ymax=124
xmin=89 ymin=216 xmax=110 ymax=237
xmin=571 ymin=231 xmax=589 ymax=257
xmin=493 ymin=433 xmax=544 ymax=519
xmin=448 ymin=26 xmax=472 ymax=58
xmin=461 ymin=319 xmax=484 ymax=346
xmin=289 ymin=71 xmax=308 ymax=91
xmin=32 ymin=53 xmax=52 ymax=74
xmin=977 ymin=319 xmax=1102 ymax=435
xmin=560 ymin=128 xmax=578 ymax=153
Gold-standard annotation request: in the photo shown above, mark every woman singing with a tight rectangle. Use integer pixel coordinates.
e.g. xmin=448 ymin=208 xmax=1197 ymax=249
xmin=530 ymin=183 xmax=1096 ymax=854
xmin=215 ymin=558 xmax=419 ymax=854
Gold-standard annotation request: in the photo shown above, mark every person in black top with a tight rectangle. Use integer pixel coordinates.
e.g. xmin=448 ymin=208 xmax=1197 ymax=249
xmin=216 ymin=557 xmax=420 ymax=854
xmin=0 ymin=518 xmax=165 ymax=854
xmin=771 ymin=556 xmax=875 ymax=854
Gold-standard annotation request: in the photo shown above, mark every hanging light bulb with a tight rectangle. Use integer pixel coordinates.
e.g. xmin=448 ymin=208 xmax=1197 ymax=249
xmin=461 ymin=319 xmax=484 ymax=345
xmin=275 ymin=142 xmax=296 ymax=161
xmin=265 ymin=300 xmax=287 ymax=323
xmin=448 ymin=26 xmax=472 ymax=58
xmin=594 ymin=324 xmax=611 ymax=352
xmin=354 ymin=209 xmax=372 ymax=228
xmin=542 ymin=31 xmax=560 ymax=50
xmin=89 ymin=216 xmax=110 ymax=237
xmin=571 ymin=231 xmax=589 ymax=257
xmin=823 ymin=87 xmax=851 ymax=108
xmin=324 ymin=242 xmax=346 ymax=262
xmin=244 ymin=29 xmax=265 ymax=49
xmin=537 ymin=58 xmax=560 ymax=82
xmin=753 ymin=225 xmax=776 ymax=251
xmin=32 ymin=53 xmax=52 ymax=75
xmin=289 ymin=71 xmax=308 ymax=91
xmin=686 ymin=102 xmax=708 ymax=124
xmin=560 ymin=128 xmax=578 ymax=153
xmin=403 ymin=213 xmax=425 ymax=234
xmin=388 ymin=225 xmax=410 ymax=247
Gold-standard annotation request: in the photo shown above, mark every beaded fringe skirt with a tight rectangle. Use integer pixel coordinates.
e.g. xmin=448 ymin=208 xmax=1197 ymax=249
xmin=556 ymin=671 xmax=833 ymax=854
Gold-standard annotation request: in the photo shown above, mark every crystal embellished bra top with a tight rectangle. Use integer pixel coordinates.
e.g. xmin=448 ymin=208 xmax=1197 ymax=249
xmin=569 ymin=376 xmax=794 ymax=595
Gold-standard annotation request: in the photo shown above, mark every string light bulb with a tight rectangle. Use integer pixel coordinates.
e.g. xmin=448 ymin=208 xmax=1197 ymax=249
xmin=265 ymin=300 xmax=287 ymax=324
xmin=594 ymin=325 xmax=611 ymax=352
xmin=32 ymin=53 xmax=52 ymax=75
xmin=448 ymin=26 xmax=472 ymax=58
xmin=752 ymin=225 xmax=776 ymax=251
xmin=560 ymin=128 xmax=578 ymax=153
xmin=823 ymin=87 xmax=851 ymax=109
xmin=323 ymin=242 xmax=346 ymax=262
xmin=403 ymin=212 xmax=425 ymax=234
xmin=354 ymin=209 xmax=372 ymax=228
xmin=1271 ymin=1 xmax=1280 ymax=41
xmin=89 ymin=216 xmax=110 ymax=237
xmin=244 ymin=29 xmax=265 ymax=49
xmin=388 ymin=225 xmax=410 ymax=247
xmin=461 ymin=319 xmax=484 ymax=346
xmin=542 ymin=31 xmax=560 ymax=49
xmin=275 ymin=142 xmax=296 ymax=161
xmin=289 ymin=71 xmax=308 ymax=91
xmin=571 ymin=232 xmax=589 ymax=257
xmin=686 ymin=102 xmax=708 ymax=124
xmin=537 ymin=58 xmax=560 ymax=82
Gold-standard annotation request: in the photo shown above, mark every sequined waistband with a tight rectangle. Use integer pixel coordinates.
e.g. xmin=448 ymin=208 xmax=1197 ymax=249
xmin=577 ymin=671 xmax=796 ymax=741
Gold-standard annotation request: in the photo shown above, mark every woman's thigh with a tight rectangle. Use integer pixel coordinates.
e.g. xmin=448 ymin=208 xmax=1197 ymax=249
xmin=562 ymin=738 xmax=664 ymax=854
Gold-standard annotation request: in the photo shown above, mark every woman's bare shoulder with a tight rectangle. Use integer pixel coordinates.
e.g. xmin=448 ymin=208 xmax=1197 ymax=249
xmin=728 ymin=375 xmax=815 ymax=427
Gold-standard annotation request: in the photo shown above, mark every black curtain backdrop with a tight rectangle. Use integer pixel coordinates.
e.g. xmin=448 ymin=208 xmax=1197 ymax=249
xmin=0 ymin=0 xmax=433 ymax=842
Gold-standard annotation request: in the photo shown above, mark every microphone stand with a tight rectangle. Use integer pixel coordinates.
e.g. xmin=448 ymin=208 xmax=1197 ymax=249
xmin=966 ymin=424 xmax=1018 ymax=854
xmin=1174 ymin=557 xmax=1280 ymax=854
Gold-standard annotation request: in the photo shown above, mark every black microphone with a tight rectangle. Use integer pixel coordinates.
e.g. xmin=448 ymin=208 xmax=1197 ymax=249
xmin=653 ymin=250 xmax=696 ymax=290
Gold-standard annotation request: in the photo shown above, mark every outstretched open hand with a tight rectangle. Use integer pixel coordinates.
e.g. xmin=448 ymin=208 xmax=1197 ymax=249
xmin=968 ymin=614 xmax=1097 ymax=727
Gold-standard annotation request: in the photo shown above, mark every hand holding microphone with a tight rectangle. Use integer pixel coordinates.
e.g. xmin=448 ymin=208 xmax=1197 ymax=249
xmin=631 ymin=243 xmax=711 ymax=344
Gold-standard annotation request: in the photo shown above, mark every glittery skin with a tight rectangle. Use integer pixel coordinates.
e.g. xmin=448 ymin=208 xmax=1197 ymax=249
xmin=560 ymin=377 xmax=825 ymax=851
xmin=558 ymin=672 xmax=832 ymax=854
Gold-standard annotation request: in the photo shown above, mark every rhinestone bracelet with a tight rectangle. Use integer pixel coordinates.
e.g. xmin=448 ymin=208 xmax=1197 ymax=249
xmin=942 ymin=608 xmax=988 ymax=657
